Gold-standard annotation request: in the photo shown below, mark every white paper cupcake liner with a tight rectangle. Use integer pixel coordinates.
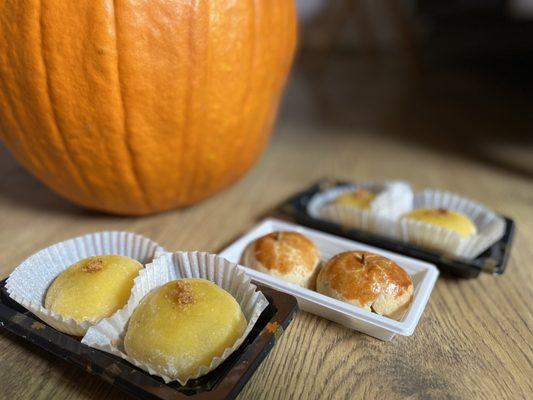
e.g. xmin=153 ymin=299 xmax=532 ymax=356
xmin=5 ymin=231 xmax=164 ymax=336
xmin=81 ymin=252 xmax=269 ymax=385
xmin=399 ymin=190 xmax=506 ymax=259
xmin=307 ymin=181 xmax=413 ymax=236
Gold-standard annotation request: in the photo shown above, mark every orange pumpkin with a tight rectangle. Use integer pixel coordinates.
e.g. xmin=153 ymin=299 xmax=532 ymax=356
xmin=0 ymin=1 xmax=297 ymax=215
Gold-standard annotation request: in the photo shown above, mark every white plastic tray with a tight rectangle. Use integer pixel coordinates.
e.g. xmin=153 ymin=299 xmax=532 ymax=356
xmin=219 ymin=218 xmax=439 ymax=341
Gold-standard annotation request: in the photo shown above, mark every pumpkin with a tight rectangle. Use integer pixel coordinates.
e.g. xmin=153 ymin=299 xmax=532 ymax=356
xmin=0 ymin=1 xmax=297 ymax=215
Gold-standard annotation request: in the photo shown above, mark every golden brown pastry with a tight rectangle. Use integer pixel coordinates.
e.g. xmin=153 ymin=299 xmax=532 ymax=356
xmin=45 ymin=255 xmax=142 ymax=323
xmin=241 ymin=231 xmax=320 ymax=288
xmin=316 ymin=251 xmax=413 ymax=316
xmin=334 ymin=189 xmax=376 ymax=209
xmin=124 ymin=279 xmax=246 ymax=381
xmin=402 ymin=208 xmax=477 ymax=237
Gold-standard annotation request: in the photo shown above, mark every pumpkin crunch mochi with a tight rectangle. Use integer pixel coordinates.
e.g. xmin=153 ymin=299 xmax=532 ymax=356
xmin=45 ymin=255 xmax=142 ymax=324
xmin=124 ymin=279 xmax=247 ymax=382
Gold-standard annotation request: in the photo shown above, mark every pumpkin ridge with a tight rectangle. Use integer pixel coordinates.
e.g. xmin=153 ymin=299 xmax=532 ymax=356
xmin=0 ymin=4 xmax=50 ymax=175
xmin=242 ymin=0 xmax=273 ymax=167
xmin=38 ymin=0 xmax=95 ymax=200
xmin=0 ymin=4 xmax=80 ymax=196
xmin=111 ymin=0 xmax=151 ymax=212
xmin=233 ymin=0 xmax=257 ymax=186
xmin=230 ymin=0 xmax=258 ymax=182
xmin=184 ymin=0 xmax=198 ymax=204
xmin=194 ymin=0 xmax=210 ymax=199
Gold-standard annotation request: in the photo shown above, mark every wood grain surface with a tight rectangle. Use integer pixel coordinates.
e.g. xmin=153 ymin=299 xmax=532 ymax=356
xmin=0 ymin=57 xmax=532 ymax=400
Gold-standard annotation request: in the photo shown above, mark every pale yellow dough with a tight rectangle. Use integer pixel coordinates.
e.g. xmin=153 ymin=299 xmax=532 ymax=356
xmin=334 ymin=189 xmax=376 ymax=209
xmin=44 ymin=255 xmax=142 ymax=322
xmin=403 ymin=208 xmax=477 ymax=237
xmin=124 ymin=278 xmax=247 ymax=381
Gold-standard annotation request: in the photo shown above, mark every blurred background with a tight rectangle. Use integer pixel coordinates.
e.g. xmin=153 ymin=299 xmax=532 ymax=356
xmin=282 ymin=0 xmax=533 ymax=179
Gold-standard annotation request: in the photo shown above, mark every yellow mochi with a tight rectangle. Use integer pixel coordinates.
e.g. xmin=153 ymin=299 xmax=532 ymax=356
xmin=403 ymin=208 xmax=477 ymax=237
xmin=335 ymin=189 xmax=376 ymax=209
xmin=124 ymin=278 xmax=247 ymax=381
xmin=45 ymin=255 xmax=142 ymax=322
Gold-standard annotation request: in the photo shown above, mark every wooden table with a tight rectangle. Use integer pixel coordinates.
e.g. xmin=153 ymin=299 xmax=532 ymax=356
xmin=0 ymin=57 xmax=532 ymax=399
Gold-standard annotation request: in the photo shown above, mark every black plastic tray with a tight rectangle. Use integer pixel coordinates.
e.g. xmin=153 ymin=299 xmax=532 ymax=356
xmin=0 ymin=278 xmax=297 ymax=399
xmin=277 ymin=180 xmax=515 ymax=278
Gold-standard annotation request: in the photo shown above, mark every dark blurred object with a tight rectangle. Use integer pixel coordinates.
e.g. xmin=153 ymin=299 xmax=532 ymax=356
xmin=418 ymin=0 xmax=533 ymax=72
xmin=289 ymin=0 xmax=533 ymax=180
xmin=418 ymin=0 xmax=507 ymax=15
xmin=297 ymin=0 xmax=419 ymax=58
xmin=296 ymin=0 xmax=533 ymax=65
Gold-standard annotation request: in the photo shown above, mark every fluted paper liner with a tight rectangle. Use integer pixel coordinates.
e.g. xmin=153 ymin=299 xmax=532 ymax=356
xmin=399 ymin=190 xmax=505 ymax=259
xmin=308 ymin=181 xmax=413 ymax=236
xmin=82 ymin=252 xmax=269 ymax=385
xmin=5 ymin=231 xmax=164 ymax=336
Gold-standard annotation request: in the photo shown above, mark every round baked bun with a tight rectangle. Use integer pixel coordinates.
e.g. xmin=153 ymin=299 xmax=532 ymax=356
xmin=241 ymin=231 xmax=320 ymax=289
xmin=316 ymin=251 xmax=413 ymax=316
